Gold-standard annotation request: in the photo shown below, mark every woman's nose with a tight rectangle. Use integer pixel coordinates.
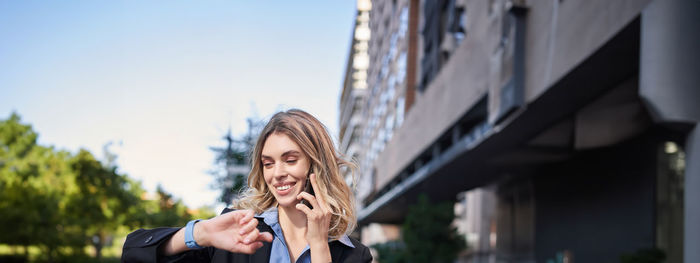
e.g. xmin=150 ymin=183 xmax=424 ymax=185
xmin=272 ymin=163 xmax=287 ymax=177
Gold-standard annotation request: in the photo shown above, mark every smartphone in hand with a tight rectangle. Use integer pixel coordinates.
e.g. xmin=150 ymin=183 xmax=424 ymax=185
xmin=300 ymin=167 xmax=315 ymax=209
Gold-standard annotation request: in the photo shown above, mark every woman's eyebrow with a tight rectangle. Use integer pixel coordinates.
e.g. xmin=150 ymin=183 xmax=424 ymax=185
xmin=281 ymin=150 xmax=301 ymax=158
xmin=261 ymin=150 xmax=300 ymax=159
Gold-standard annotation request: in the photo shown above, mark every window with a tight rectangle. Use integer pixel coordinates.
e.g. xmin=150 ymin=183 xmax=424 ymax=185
xmin=398 ymin=6 xmax=409 ymax=38
xmin=396 ymin=52 xmax=407 ymax=83
xmin=396 ymin=96 xmax=405 ymax=127
xmin=420 ymin=0 xmax=468 ymax=91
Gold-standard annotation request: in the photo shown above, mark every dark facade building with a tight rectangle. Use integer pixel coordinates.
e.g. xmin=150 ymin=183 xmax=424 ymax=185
xmin=340 ymin=0 xmax=699 ymax=262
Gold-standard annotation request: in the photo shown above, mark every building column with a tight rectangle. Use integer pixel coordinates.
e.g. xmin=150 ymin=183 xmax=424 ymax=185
xmin=684 ymin=127 xmax=700 ymax=262
xmin=640 ymin=1 xmax=700 ymax=262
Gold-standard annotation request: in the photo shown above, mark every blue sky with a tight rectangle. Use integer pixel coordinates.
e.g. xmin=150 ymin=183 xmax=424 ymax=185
xmin=0 ymin=1 xmax=357 ymax=210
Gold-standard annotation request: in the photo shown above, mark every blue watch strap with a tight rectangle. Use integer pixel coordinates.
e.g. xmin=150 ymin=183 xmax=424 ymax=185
xmin=185 ymin=219 xmax=204 ymax=249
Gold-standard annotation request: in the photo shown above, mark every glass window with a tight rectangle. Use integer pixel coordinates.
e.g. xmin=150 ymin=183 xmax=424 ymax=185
xmin=399 ymin=6 xmax=409 ymax=38
xmin=396 ymin=96 xmax=405 ymax=127
xmin=380 ymin=53 xmax=391 ymax=79
xmin=385 ymin=113 xmax=395 ymax=142
xmin=387 ymin=74 xmax=396 ymax=99
xmin=396 ymin=52 xmax=407 ymax=83
xmin=389 ymin=32 xmax=399 ymax=59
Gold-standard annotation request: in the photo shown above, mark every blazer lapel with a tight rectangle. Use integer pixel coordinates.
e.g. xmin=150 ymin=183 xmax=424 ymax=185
xmin=330 ymin=241 xmax=346 ymax=263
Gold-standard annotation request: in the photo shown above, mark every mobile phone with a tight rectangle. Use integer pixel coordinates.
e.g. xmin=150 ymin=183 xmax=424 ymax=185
xmin=300 ymin=167 xmax=315 ymax=209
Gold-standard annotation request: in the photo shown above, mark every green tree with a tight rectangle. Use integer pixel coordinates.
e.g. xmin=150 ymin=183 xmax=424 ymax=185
xmin=402 ymin=194 xmax=466 ymax=263
xmin=619 ymin=248 xmax=666 ymax=263
xmin=0 ymin=113 xmax=80 ymax=262
xmin=66 ymin=149 xmax=143 ymax=260
xmin=401 ymin=194 xmax=466 ymax=262
xmin=0 ymin=112 xmax=200 ymax=262
xmin=190 ymin=205 xmax=217 ymax=220
xmin=371 ymin=240 xmax=406 ymax=263
xmin=141 ymin=184 xmax=193 ymax=227
xmin=372 ymin=194 xmax=466 ymax=263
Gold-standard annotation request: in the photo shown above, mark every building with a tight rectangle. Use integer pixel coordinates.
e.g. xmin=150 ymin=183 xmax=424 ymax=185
xmin=358 ymin=0 xmax=418 ymax=209
xmin=340 ymin=0 xmax=700 ymax=262
xmin=338 ymin=0 xmax=373 ymax=202
xmin=339 ymin=0 xmax=370 ymax=183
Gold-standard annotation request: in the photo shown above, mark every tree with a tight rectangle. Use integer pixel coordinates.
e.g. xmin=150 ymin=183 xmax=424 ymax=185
xmin=66 ymin=149 xmax=142 ymax=260
xmin=371 ymin=240 xmax=406 ymax=263
xmin=619 ymin=248 xmax=666 ymax=263
xmin=209 ymin=118 xmax=264 ymax=206
xmin=372 ymin=194 xmax=466 ymax=263
xmin=402 ymin=194 xmax=466 ymax=263
xmin=0 ymin=113 xmax=72 ymax=261
xmin=0 ymin=113 xmax=43 ymax=251
xmin=0 ymin=112 xmax=200 ymax=261
xmin=0 ymin=113 xmax=100 ymax=262
xmin=142 ymin=184 xmax=193 ymax=227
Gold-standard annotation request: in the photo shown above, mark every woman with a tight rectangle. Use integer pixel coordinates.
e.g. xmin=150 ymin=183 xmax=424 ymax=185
xmin=122 ymin=109 xmax=372 ymax=262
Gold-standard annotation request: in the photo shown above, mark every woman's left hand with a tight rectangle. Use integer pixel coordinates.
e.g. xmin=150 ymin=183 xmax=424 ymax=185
xmin=295 ymin=173 xmax=332 ymax=245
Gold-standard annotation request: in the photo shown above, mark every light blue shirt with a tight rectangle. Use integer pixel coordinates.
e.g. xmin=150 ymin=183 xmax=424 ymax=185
xmin=255 ymin=207 xmax=355 ymax=263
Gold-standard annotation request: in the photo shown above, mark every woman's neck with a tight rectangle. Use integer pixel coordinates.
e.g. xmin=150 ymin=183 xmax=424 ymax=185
xmin=278 ymin=204 xmax=307 ymax=242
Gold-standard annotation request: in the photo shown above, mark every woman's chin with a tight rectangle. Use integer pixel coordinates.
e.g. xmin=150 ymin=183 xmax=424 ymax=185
xmin=276 ymin=195 xmax=301 ymax=208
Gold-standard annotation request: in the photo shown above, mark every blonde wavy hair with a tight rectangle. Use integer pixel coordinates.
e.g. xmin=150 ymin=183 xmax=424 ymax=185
xmin=232 ymin=109 xmax=357 ymax=239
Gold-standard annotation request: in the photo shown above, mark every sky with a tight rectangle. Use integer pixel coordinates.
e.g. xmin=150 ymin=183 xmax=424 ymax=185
xmin=0 ymin=1 xmax=357 ymax=211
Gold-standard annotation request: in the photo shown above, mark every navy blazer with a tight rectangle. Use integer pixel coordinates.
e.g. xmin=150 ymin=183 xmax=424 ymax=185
xmin=121 ymin=209 xmax=372 ymax=263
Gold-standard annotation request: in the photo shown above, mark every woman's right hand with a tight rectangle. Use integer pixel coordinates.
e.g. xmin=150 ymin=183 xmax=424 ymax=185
xmin=195 ymin=209 xmax=273 ymax=254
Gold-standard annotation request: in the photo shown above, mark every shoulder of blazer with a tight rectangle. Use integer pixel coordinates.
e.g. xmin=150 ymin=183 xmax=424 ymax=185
xmin=329 ymin=235 xmax=373 ymax=262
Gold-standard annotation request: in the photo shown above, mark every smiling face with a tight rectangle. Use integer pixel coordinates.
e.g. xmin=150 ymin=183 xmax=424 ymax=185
xmin=261 ymin=132 xmax=311 ymax=208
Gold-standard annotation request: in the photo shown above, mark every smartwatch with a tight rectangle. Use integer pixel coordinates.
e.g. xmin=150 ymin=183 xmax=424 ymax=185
xmin=184 ymin=219 xmax=204 ymax=249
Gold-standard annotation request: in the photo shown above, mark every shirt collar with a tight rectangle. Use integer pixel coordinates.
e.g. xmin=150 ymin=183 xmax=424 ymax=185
xmin=255 ymin=206 xmax=279 ymax=227
xmin=336 ymin=234 xmax=355 ymax=248
xmin=255 ymin=206 xmax=355 ymax=248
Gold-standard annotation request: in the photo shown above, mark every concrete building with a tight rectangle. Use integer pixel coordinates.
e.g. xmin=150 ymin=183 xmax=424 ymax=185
xmin=339 ymin=0 xmax=422 ymax=249
xmin=358 ymin=0 xmax=418 ymax=209
xmin=338 ymin=0 xmax=382 ymax=220
xmin=340 ymin=0 xmax=700 ymax=262
xmin=339 ymin=0 xmax=372 ymax=189
xmin=339 ymin=0 xmax=421 ymax=208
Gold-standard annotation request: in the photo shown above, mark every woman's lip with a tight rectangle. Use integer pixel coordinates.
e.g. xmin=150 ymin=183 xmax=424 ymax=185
xmin=275 ymin=182 xmax=297 ymax=196
xmin=274 ymin=181 xmax=297 ymax=187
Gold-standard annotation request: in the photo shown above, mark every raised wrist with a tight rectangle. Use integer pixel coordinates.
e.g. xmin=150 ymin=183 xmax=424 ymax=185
xmin=185 ymin=219 xmax=206 ymax=249
xmin=193 ymin=219 xmax=209 ymax=247
xmin=309 ymin=242 xmax=332 ymax=262
xmin=309 ymin=240 xmax=330 ymax=251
